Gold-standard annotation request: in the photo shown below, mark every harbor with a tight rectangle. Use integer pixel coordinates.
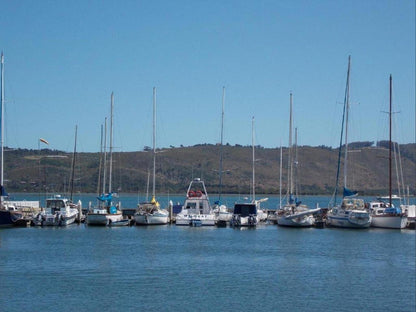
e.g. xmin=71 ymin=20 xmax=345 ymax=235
xmin=1 ymin=217 xmax=415 ymax=312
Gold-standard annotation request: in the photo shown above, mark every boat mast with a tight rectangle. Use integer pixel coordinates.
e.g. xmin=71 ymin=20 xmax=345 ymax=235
xmin=279 ymin=144 xmax=282 ymax=209
xmin=102 ymin=117 xmax=107 ymax=196
xmin=333 ymin=56 xmax=351 ymax=205
xmin=218 ymin=86 xmax=225 ymax=203
xmin=288 ymin=93 xmax=293 ymax=203
xmin=109 ymin=92 xmax=114 ymax=194
xmin=97 ymin=124 xmax=103 ymax=196
xmin=294 ymin=127 xmax=298 ymax=199
xmin=69 ymin=125 xmax=78 ymax=201
xmin=252 ymin=116 xmax=255 ymax=202
xmin=152 ymin=87 xmax=156 ymax=200
xmin=343 ymin=56 xmax=351 ymax=189
xmin=389 ymin=75 xmax=392 ymax=207
xmin=1 ymin=52 xmax=4 ymax=190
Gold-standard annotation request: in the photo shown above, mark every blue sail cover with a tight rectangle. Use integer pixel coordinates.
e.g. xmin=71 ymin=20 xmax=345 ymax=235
xmin=343 ymin=187 xmax=358 ymax=198
xmin=0 ymin=185 xmax=8 ymax=197
xmin=97 ymin=192 xmax=113 ymax=206
xmin=289 ymin=194 xmax=295 ymax=205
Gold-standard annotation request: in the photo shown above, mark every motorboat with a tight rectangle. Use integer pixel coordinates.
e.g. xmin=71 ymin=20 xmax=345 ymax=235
xmin=33 ymin=195 xmax=80 ymax=226
xmin=175 ymin=178 xmax=216 ymax=226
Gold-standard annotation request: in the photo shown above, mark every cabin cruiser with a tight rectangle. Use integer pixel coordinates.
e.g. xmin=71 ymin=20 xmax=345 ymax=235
xmin=33 ymin=195 xmax=80 ymax=226
xmin=175 ymin=178 xmax=216 ymax=226
xmin=230 ymin=203 xmax=258 ymax=227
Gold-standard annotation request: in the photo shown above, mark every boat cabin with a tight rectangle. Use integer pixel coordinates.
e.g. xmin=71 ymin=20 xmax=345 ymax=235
xmin=233 ymin=203 xmax=257 ymax=217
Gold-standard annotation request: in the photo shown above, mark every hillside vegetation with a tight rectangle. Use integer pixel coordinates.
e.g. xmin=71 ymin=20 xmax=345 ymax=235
xmin=3 ymin=142 xmax=415 ymax=196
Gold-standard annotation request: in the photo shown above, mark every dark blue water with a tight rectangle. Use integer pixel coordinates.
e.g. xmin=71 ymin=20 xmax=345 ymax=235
xmin=1 ymin=224 xmax=415 ymax=312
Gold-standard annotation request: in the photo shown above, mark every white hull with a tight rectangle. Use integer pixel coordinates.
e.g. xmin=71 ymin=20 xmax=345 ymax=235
xmin=135 ymin=213 xmax=169 ymax=225
xmin=371 ymin=215 xmax=408 ymax=229
xmin=175 ymin=214 xmax=216 ymax=226
xmin=326 ymin=215 xmax=371 ymax=228
xmin=277 ymin=215 xmax=314 ymax=227
xmin=87 ymin=212 xmax=123 ymax=226
xmin=32 ymin=210 xmax=78 ymax=226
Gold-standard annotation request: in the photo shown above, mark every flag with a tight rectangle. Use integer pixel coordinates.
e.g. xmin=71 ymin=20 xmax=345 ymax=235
xmin=39 ymin=138 xmax=49 ymax=145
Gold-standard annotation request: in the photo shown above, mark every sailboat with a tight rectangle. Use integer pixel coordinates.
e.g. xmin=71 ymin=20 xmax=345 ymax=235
xmin=0 ymin=53 xmax=40 ymax=227
xmin=134 ymin=87 xmax=169 ymax=225
xmin=326 ymin=56 xmax=372 ymax=228
xmin=276 ymin=94 xmax=320 ymax=227
xmin=87 ymin=93 xmax=124 ymax=226
xmin=369 ymin=75 xmax=407 ymax=229
xmin=230 ymin=117 xmax=267 ymax=227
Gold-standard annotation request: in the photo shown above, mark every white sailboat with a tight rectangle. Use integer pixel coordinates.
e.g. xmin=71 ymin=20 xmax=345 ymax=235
xmin=134 ymin=87 xmax=169 ymax=225
xmin=230 ymin=117 xmax=267 ymax=227
xmin=277 ymin=93 xmax=320 ymax=227
xmin=370 ymin=75 xmax=407 ymax=229
xmin=87 ymin=93 xmax=123 ymax=226
xmin=326 ymin=56 xmax=372 ymax=228
xmin=175 ymin=178 xmax=216 ymax=226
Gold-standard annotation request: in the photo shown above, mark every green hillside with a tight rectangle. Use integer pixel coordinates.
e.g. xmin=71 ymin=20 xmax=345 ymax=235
xmin=2 ymin=143 xmax=415 ymax=196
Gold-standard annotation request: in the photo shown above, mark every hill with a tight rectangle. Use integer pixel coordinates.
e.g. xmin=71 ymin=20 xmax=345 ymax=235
xmin=2 ymin=142 xmax=415 ymax=196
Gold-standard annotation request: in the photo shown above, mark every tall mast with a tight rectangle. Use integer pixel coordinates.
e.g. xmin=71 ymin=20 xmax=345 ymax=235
xmin=294 ymin=127 xmax=298 ymax=198
xmin=288 ymin=93 xmax=293 ymax=200
xmin=389 ymin=75 xmax=392 ymax=207
xmin=333 ymin=56 xmax=351 ymax=205
xmin=152 ymin=87 xmax=156 ymax=199
xmin=1 ymin=52 xmax=4 ymax=188
xmin=343 ymin=55 xmax=351 ymax=189
xmin=97 ymin=124 xmax=103 ymax=196
xmin=102 ymin=117 xmax=107 ymax=195
xmin=109 ymin=92 xmax=114 ymax=193
xmin=218 ymin=86 xmax=225 ymax=202
xmin=279 ymin=144 xmax=282 ymax=209
xmin=252 ymin=116 xmax=255 ymax=202
xmin=69 ymin=125 xmax=78 ymax=201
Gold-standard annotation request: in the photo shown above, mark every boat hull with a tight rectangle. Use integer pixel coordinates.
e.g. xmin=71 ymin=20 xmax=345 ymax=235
xmin=326 ymin=215 xmax=371 ymax=228
xmin=277 ymin=215 xmax=314 ymax=227
xmin=175 ymin=214 xmax=216 ymax=226
xmin=371 ymin=215 xmax=408 ymax=229
xmin=87 ymin=213 xmax=123 ymax=226
xmin=0 ymin=210 xmax=13 ymax=227
xmin=134 ymin=213 xmax=169 ymax=225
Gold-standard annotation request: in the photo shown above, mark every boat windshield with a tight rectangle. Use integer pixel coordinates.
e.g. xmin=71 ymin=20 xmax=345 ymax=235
xmin=234 ymin=204 xmax=256 ymax=217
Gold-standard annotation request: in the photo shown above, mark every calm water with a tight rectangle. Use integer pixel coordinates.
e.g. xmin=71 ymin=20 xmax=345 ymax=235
xmin=0 ymin=194 xmax=415 ymax=312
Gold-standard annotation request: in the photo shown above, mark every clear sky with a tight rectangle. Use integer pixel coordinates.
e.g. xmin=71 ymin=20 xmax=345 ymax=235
xmin=1 ymin=0 xmax=414 ymax=152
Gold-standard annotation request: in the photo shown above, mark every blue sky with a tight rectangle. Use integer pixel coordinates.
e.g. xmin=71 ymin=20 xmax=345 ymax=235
xmin=1 ymin=0 xmax=414 ymax=152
